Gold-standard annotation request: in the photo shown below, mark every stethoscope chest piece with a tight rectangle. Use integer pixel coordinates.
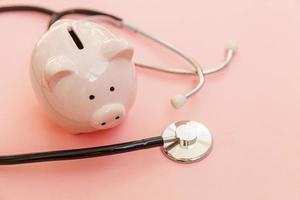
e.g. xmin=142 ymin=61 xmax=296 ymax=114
xmin=162 ymin=121 xmax=212 ymax=163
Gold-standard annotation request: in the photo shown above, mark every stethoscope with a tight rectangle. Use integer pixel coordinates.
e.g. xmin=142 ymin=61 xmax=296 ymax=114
xmin=0 ymin=5 xmax=237 ymax=165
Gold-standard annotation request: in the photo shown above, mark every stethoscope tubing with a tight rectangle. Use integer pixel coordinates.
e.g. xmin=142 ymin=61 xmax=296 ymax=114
xmin=0 ymin=5 xmax=122 ymax=24
xmin=0 ymin=136 xmax=163 ymax=165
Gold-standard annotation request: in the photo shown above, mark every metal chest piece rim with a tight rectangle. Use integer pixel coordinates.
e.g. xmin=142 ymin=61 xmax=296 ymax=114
xmin=161 ymin=120 xmax=213 ymax=163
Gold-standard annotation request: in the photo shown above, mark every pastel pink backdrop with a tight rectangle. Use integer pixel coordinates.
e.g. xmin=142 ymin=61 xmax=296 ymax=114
xmin=0 ymin=0 xmax=299 ymax=199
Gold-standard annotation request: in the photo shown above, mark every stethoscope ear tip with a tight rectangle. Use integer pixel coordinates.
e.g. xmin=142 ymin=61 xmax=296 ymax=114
xmin=170 ymin=94 xmax=187 ymax=109
xmin=227 ymin=40 xmax=238 ymax=53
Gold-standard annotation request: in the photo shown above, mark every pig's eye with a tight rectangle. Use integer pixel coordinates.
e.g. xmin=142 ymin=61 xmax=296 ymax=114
xmin=89 ymin=95 xmax=95 ymax=100
xmin=110 ymin=86 xmax=115 ymax=92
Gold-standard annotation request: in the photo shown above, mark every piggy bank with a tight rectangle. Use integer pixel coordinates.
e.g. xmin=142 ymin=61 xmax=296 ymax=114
xmin=30 ymin=19 xmax=137 ymax=133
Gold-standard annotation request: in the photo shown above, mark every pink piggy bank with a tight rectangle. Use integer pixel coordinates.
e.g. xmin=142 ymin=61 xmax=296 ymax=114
xmin=30 ymin=20 xmax=137 ymax=133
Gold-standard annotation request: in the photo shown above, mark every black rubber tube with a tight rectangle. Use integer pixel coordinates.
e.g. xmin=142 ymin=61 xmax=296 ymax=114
xmin=49 ymin=8 xmax=122 ymax=27
xmin=0 ymin=5 xmax=122 ymax=29
xmin=0 ymin=5 xmax=56 ymax=16
xmin=0 ymin=136 xmax=164 ymax=165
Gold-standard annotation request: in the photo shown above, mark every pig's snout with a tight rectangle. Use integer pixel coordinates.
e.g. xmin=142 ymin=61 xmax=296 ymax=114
xmin=90 ymin=104 xmax=126 ymax=129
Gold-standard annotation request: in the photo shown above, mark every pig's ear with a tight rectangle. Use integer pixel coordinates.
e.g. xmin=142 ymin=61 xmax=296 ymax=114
xmin=101 ymin=39 xmax=134 ymax=61
xmin=43 ymin=56 xmax=76 ymax=91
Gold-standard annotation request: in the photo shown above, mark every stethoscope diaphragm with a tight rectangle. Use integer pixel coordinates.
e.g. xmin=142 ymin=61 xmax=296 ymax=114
xmin=162 ymin=121 xmax=212 ymax=163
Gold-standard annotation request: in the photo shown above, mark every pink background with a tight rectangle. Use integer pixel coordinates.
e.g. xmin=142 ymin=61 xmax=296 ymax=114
xmin=0 ymin=0 xmax=299 ymax=199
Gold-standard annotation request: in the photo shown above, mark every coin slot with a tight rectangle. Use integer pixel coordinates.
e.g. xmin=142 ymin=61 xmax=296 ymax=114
xmin=67 ymin=27 xmax=84 ymax=50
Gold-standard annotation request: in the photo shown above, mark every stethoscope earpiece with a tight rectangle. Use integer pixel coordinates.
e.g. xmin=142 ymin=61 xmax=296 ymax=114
xmin=170 ymin=94 xmax=187 ymax=109
xmin=227 ymin=40 xmax=238 ymax=54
